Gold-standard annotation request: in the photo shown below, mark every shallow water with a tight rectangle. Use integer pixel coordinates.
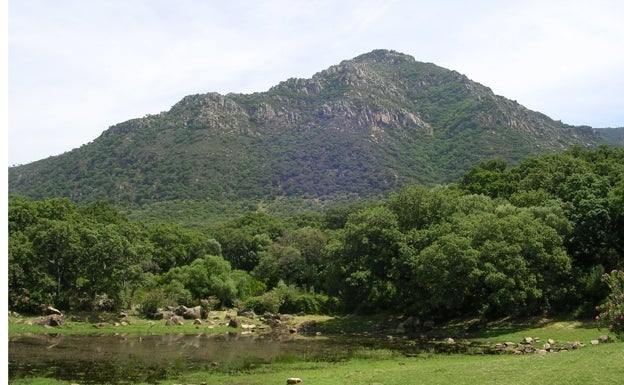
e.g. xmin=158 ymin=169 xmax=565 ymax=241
xmin=9 ymin=332 xmax=479 ymax=384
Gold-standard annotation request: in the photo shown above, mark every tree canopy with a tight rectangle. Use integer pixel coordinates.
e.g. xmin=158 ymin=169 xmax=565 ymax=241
xmin=8 ymin=146 xmax=624 ymax=321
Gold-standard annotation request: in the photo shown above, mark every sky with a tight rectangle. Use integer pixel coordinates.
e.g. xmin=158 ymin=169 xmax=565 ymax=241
xmin=7 ymin=0 xmax=624 ymax=166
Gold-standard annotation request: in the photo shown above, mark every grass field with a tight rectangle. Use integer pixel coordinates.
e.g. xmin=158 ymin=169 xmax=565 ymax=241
xmin=168 ymin=342 xmax=623 ymax=385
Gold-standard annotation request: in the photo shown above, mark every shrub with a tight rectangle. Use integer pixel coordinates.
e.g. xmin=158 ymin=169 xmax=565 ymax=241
xmin=595 ymin=270 xmax=624 ymax=337
xmin=138 ymin=288 xmax=166 ymax=318
xmin=244 ymin=291 xmax=284 ymax=314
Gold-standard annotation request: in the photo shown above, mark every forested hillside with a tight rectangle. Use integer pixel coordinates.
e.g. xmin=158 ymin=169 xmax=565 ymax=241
xmin=9 ymin=50 xmax=609 ymax=224
xmin=9 ymin=146 xmax=623 ymax=321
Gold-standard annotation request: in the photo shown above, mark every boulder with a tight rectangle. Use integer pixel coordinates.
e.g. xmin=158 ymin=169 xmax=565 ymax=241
xmin=175 ymin=305 xmax=203 ymax=319
xmin=45 ymin=306 xmax=63 ymax=316
xmin=47 ymin=314 xmax=65 ymax=327
xmin=228 ymin=317 xmax=242 ymax=328
xmin=286 ymin=378 xmax=302 ymax=384
xmin=152 ymin=311 xmax=165 ymax=320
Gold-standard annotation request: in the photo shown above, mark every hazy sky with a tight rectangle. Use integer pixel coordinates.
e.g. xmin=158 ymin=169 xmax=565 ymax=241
xmin=8 ymin=0 xmax=624 ymax=165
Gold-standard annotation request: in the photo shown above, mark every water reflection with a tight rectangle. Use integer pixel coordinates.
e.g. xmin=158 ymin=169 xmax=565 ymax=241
xmin=9 ymin=332 xmax=475 ymax=384
xmin=9 ymin=333 xmax=358 ymax=384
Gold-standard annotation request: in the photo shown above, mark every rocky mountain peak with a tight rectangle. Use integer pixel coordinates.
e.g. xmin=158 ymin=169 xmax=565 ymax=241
xmin=9 ymin=50 xmax=607 ymax=211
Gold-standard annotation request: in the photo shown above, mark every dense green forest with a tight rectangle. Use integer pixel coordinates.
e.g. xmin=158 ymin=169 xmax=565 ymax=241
xmin=8 ymin=146 xmax=624 ymax=322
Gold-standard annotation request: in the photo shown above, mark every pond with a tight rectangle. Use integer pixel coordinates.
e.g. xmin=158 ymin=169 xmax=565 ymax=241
xmin=9 ymin=331 xmax=480 ymax=384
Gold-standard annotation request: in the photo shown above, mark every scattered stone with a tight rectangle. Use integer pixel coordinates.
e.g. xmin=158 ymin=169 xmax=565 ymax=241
xmin=598 ymin=335 xmax=610 ymax=343
xmin=286 ymin=378 xmax=302 ymax=384
xmin=194 ymin=319 xmax=202 ymax=325
xmin=238 ymin=310 xmax=256 ymax=318
xmin=590 ymin=339 xmax=600 ymax=345
xmin=535 ymin=349 xmax=548 ymax=355
xmin=547 ymin=338 xmax=555 ymax=345
xmin=228 ymin=317 xmax=241 ymax=328
xmin=522 ymin=337 xmax=533 ymax=344
xmin=445 ymin=337 xmax=455 ymax=344
xmin=165 ymin=315 xmax=184 ymax=326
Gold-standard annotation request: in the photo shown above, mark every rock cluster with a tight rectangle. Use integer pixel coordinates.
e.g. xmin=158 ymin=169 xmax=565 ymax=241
xmin=28 ymin=306 xmax=65 ymax=327
xmin=488 ymin=334 xmax=612 ymax=355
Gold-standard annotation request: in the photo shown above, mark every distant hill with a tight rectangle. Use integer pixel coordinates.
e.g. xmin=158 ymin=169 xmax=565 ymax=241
xmin=594 ymin=127 xmax=624 ymax=145
xmin=9 ymin=49 xmax=611 ymax=221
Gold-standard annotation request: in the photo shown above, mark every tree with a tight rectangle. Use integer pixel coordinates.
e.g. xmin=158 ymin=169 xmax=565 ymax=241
xmin=147 ymin=222 xmax=217 ymax=272
xmin=407 ymin=233 xmax=480 ymax=316
xmin=160 ymin=255 xmax=241 ymax=307
xmin=209 ymin=212 xmax=285 ymax=271
xmin=332 ymin=205 xmax=407 ymax=313
xmin=459 ymin=158 xmax=517 ymax=198
xmin=387 ymin=186 xmax=458 ymax=231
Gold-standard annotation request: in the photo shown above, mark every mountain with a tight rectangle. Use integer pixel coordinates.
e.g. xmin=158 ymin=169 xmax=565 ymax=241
xmin=594 ymin=127 xmax=624 ymax=145
xmin=9 ymin=49 xmax=609 ymax=220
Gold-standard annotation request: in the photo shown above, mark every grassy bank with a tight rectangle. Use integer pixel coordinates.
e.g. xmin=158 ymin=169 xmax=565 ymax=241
xmin=11 ymin=342 xmax=623 ymax=385
xmin=9 ymin=313 xmax=622 ymax=385
xmin=161 ymin=342 xmax=623 ymax=385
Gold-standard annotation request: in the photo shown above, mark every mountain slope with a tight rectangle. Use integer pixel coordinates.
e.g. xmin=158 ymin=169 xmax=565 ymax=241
xmin=9 ymin=50 xmax=607 ymax=212
xmin=594 ymin=127 xmax=624 ymax=145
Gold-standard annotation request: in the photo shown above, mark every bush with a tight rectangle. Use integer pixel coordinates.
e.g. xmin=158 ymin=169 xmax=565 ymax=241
xmin=292 ymin=292 xmax=329 ymax=314
xmin=138 ymin=289 xmax=166 ymax=318
xmin=244 ymin=291 xmax=284 ymax=314
xmin=595 ymin=270 xmax=624 ymax=337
